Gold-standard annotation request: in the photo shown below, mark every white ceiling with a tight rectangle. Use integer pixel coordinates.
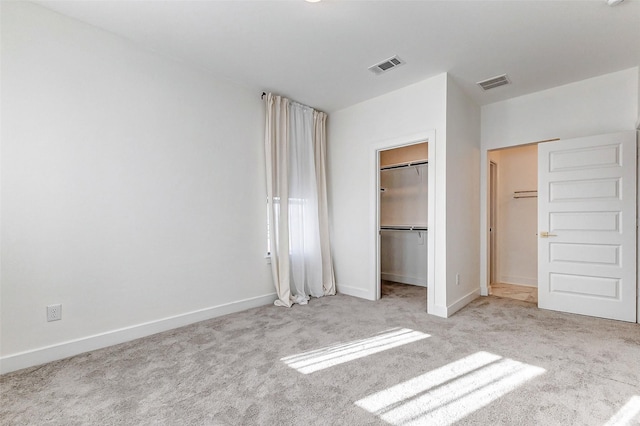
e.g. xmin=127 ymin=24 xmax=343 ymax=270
xmin=32 ymin=0 xmax=640 ymax=112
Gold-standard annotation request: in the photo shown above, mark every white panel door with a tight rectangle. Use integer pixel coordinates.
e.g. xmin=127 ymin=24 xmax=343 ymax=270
xmin=538 ymin=131 xmax=637 ymax=322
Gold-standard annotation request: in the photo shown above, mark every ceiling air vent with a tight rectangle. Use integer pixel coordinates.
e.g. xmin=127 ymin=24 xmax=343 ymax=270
xmin=477 ymin=74 xmax=510 ymax=91
xmin=369 ymin=56 xmax=405 ymax=75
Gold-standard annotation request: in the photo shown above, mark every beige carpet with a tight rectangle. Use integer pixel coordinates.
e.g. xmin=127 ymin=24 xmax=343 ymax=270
xmin=1 ymin=283 xmax=639 ymax=425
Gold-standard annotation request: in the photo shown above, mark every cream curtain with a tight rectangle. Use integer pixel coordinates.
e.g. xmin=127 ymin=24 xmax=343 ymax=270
xmin=264 ymin=93 xmax=336 ymax=307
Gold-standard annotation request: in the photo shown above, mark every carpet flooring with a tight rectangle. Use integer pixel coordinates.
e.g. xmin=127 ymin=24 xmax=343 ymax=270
xmin=1 ymin=283 xmax=639 ymax=425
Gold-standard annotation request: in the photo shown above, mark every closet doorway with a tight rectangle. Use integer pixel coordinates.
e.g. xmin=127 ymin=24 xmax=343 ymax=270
xmin=377 ymin=142 xmax=428 ymax=305
xmin=486 ymin=132 xmax=637 ymax=321
xmin=487 ymin=144 xmax=538 ymax=303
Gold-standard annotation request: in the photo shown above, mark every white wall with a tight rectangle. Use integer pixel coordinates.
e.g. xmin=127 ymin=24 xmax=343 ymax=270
xmin=379 ymin=165 xmax=428 ymax=227
xmin=1 ymin=2 xmax=274 ymax=373
xmin=444 ymin=77 xmax=481 ymax=309
xmin=482 ymin=68 xmax=638 ymax=150
xmin=328 ymin=73 xmax=481 ymax=317
xmin=493 ymin=145 xmax=538 ymax=287
xmin=327 ymin=74 xmax=447 ymax=313
xmin=380 ymin=231 xmax=427 ymax=287
xmin=379 ymin=143 xmax=428 ymax=166
xmin=479 ymin=67 xmax=640 ymax=297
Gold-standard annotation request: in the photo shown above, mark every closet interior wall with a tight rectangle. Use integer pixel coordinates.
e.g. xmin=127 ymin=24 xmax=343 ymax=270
xmin=379 ymin=143 xmax=428 ymax=287
xmin=488 ymin=144 xmax=538 ymax=289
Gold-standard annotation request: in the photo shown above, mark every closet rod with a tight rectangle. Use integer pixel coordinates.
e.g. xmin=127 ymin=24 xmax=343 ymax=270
xmin=513 ymin=190 xmax=537 ymax=199
xmin=380 ymin=226 xmax=428 ymax=232
xmin=380 ymin=160 xmax=428 ymax=171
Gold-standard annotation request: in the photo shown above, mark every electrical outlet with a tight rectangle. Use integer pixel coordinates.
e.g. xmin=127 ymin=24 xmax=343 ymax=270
xmin=456 ymin=273 xmax=460 ymax=286
xmin=47 ymin=304 xmax=62 ymax=322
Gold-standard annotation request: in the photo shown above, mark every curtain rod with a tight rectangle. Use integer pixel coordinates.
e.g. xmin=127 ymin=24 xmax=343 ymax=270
xmin=261 ymin=91 xmax=320 ymax=113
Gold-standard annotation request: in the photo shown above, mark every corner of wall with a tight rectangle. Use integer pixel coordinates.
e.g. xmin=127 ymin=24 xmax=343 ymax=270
xmin=444 ymin=75 xmax=482 ymax=309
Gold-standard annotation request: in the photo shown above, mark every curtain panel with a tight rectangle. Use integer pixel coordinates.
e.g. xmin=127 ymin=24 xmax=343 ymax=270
xmin=264 ymin=93 xmax=336 ymax=307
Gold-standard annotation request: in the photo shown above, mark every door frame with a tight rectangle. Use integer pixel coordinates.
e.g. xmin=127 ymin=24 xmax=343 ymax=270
xmin=481 ymin=139 xmax=555 ymax=296
xmin=372 ymin=130 xmax=436 ymax=313
xmin=488 ymin=160 xmax=498 ymax=291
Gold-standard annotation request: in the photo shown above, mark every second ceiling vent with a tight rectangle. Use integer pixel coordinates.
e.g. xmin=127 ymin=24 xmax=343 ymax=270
xmin=477 ymin=74 xmax=510 ymax=91
xmin=369 ymin=56 xmax=405 ymax=75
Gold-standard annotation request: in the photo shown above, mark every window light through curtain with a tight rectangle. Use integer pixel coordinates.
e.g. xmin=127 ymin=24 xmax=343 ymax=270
xmin=264 ymin=93 xmax=336 ymax=307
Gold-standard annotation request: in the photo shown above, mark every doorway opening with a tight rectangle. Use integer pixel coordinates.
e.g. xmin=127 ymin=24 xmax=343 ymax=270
xmin=485 ymin=132 xmax=637 ymax=322
xmin=487 ymin=143 xmax=539 ymax=304
xmin=377 ymin=142 xmax=428 ymax=305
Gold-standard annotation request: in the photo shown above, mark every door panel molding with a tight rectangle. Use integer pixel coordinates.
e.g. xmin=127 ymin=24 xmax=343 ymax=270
xmin=538 ymin=131 xmax=637 ymax=322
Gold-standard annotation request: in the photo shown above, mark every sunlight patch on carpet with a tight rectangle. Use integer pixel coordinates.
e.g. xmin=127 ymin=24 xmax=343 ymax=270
xmin=355 ymin=351 xmax=545 ymax=425
xmin=281 ymin=328 xmax=430 ymax=374
xmin=604 ymin=395 xmax=640 ymax=426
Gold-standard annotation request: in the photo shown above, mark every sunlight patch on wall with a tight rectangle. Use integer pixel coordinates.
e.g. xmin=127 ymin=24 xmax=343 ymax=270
xmin=604 ymin=395 xmax=640 ymax=426
xmin=281 ymin=328 xmax=430 ymax=374
xmin=355 ymin=351 xmax=545 ymax=425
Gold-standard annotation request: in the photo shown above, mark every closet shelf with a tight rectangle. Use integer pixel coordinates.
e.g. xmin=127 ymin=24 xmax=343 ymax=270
xmin=380 ymin=159 xmax=428 ymax=171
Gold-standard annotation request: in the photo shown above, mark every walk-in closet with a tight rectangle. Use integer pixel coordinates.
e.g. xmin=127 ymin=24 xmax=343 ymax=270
xmin=488 ymin=144 xmax=538 ymax=303
xmin=379 ymin=142 xmax=428 ymax=294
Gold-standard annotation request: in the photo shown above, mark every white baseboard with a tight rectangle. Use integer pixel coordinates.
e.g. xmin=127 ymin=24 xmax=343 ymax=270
xmin=446 ymin=289 xmax=481 ymax=317
xmin=501 ymin=281 xmax=537 ymax=288
xmin=337 ymin=284 xmax=374 ymax=301
xmin=381 ymin=273 xmax=427 ymax=287
xmin=427 ymin=302 xmax=448 ymax=318
xmin=500 ymin=275 xmax=538 ymax=287
xmin=0 ymin=293 xmax=277 ymax=375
